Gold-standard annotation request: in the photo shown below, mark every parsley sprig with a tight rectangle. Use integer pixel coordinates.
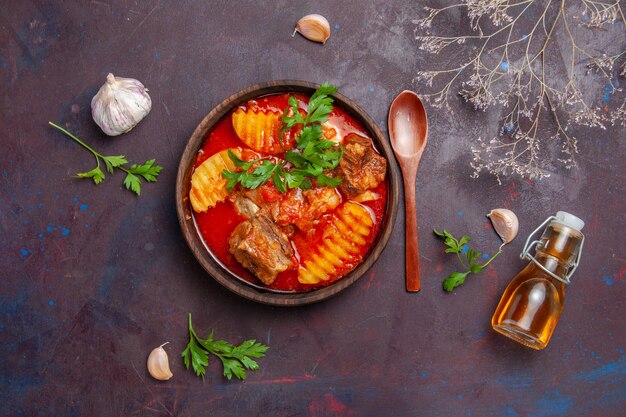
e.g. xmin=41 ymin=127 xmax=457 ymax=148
xmin=222 ymin=152 xmax=282 ymax=192
xmin=49 ymin=122 xmax=162 ymax=196
xmin=223 ymin=82 xmax=343 ymax=193
xmin=181 ymin=313 xmax=269 ymax=381
xmin=434 ymin=229 xmax=501 ymax=292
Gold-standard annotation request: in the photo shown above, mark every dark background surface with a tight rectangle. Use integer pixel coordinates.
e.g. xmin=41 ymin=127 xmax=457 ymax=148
xmin=1 ymin=1 xmax=624 ymax=416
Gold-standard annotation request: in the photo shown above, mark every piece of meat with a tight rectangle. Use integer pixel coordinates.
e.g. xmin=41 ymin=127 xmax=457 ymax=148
xmin=298 ymin=187 xmax=341 ymax=230
xmin=274 ymin=188 xmax=305 ymax=226
xmin=241 ymin=184 xmax=341 ymax=231
xmin=275 ymin=187 xmax=341 ymax=230
xmin=336 ymin=134 xmax=386 ymax=196
xmin=230 ymin=192 xmax=261 ymax=219
xmin=242 ymin=186 xmax=280 ymax=220
xmin=228 ymin=214 xmax=294 ymax=285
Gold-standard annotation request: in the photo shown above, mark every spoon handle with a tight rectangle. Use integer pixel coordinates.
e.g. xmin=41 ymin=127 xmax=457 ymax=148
xmin=403 ymin=170 xmax=421 ymax=292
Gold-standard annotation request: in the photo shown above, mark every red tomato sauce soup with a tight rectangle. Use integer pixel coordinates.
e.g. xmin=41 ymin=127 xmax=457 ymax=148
xmin=192 ymin=92 xmax=388 ymax=292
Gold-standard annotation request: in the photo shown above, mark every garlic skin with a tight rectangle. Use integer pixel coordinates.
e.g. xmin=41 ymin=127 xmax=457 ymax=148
xmin=147 ymin=342 xmax=173 ymax=381
xmin=293 ymin=14 xmax=330 ymax=44
xmin=91 ymin=73 xmax=152 ymax=136
xmin=487 ymin=208 xmax=519 ymax=247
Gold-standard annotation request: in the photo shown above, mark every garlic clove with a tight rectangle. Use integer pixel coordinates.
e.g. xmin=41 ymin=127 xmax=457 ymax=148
xmin=487 ymin=208 xmax=519 ymax=246
xmin=147 ymin=342 xmax=173 ymax=381
xmin=91 ymin=73 xmax=152 ymax=136
xmin=293 ymin=14 xmax=331 ymax=44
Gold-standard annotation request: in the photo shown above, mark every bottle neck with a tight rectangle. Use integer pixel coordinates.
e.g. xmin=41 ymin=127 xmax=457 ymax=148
xmin=531 ymin=222 xmax=583 ymax=283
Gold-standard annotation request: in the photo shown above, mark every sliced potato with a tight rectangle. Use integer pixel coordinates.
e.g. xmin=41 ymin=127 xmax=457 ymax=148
xmin=232 ymin=108 xmax=293 ymax=154
xmin=190 ymin=148 xmax=241 ymax=213
xmin=298 ymin=202 xmax=374 ymax=284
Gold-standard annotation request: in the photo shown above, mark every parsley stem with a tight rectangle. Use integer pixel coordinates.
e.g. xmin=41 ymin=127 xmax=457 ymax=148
xmin=188 ymin=313 xmax=217 ymax=355
xmin=456 ymin=251 xmax=470 ymax=270
xmin=188 ymin=313 xmax=195 ymax=335
xmin=49 ymin=121 xmax=102 ymax=166
xmin=480 ymin=250 xmax=502 ymax=268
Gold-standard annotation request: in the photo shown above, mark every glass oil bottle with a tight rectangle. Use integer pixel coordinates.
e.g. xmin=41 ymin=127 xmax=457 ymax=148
xmin=492 ymin=212 xmax=585 ymax=350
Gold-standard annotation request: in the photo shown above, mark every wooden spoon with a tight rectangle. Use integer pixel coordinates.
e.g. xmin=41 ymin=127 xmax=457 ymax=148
xmin=388 ymin=90 xmax=429 ymax=292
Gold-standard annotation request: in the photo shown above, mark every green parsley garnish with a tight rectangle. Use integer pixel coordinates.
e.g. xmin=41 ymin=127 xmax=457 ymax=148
xmin=181 ymin=313 xmax=269 ymax=381
xmin=48 ymin=122 xmax=162 ymax=196
xmin=434 ymin=229 xmax=501 ymax=292
xmin=223 ymin=82 xmax=343 ymax=193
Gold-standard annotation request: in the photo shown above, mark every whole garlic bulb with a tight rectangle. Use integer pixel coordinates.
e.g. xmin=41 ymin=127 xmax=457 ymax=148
xmin=91 ymin=73 xmax=152 ymax=136
xmin=147 ymin=342 xmax=173 ymax=381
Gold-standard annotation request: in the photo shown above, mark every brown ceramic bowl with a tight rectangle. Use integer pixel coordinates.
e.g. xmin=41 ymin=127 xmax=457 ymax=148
xmin=176 ymin=80 xmax=400 ymax=306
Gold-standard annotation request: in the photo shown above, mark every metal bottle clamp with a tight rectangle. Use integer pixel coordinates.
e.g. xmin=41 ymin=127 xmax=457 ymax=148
xmin=519 ymin=216 xmax=585 ymax=285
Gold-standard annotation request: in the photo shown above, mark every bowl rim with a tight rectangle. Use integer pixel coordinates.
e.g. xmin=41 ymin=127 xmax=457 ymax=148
xmin=175 ymin=80 xmax=400 ymax=306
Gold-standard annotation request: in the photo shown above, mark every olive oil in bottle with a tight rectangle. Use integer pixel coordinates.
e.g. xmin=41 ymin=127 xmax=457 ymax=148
xmin=492 ymin=212 xmax=585 ymax=350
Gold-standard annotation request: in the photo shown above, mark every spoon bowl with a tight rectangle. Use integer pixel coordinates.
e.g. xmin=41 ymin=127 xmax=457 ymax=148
xmin=389 ymin=91 xmax=428 ymax=157
xmin=388 ymin=90 xmax=429 ymax=292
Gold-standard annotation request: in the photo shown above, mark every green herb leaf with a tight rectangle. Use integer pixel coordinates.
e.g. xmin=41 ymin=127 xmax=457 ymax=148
xmin=444 ymin=237 xmax=458 ymax=251
xmin=123 ymin=172 xmax=142 ymax=195
xmin=222 ymin=170 xmax=242 ymax=193
xmin=239 ymin=339 xmax=269 ymax=357
xmin=272 ymin=170 xmax=286 ymax=193
xmin=182 ymin=313 xmax=269 ymax=381
xmin=282 ymin=96 xmax=305 ymax=131
xmin=222 ymin=357 xmax=246 ymax=380
xmin=317 ymin=174 xmax=342 ymax=187
xmin=181 ymin=316 xmax=210 ymax=380
xmin=470 ymin=264 xmax=484 ymax=274
xmin=434 ymin=228 xmax=501 ymax=292
xmin=306 ymin=82 xmax=338 ymax=125
xmin=443 ymin=271 xmax=470 ymax=292
xmin=240 ymin=356 xmax=260 ymax=371
xmin=458 ymin=235 xmax=472 ymax=248
xmin=284 ymin=150 xmax=307 ymax=167
xmin=227 ymin=149 xmax=247 ymax=167
xmin=247 ymin=161 xmax=278 ymax=189
xmin=49 ymin=122 xmax=162 ymax=196
xmin=102 ymin=155 xmax=129 ymax=173
xmin=127 ymin=159 xmax=162 ymax=182
xmin=283 ymin=170 xmax=305 ymax=188
xmin=435 ymin=229 xmax=462 ymax=254
xmin=76 ymin=167 xmax=106 ymax=185
xmin=223 ymin=83 xmax=342 ymax=193
xmin=466 ymin=248 xmax=480 ymax=264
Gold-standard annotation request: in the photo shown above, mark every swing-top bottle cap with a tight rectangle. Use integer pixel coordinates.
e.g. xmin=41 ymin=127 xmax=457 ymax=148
xmin=554 ymin=211 xmax=585 ymax=232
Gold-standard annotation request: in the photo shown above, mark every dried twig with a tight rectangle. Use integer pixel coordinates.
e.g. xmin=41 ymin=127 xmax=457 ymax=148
xmin=414 ymin=0 xmax=625 ymax=182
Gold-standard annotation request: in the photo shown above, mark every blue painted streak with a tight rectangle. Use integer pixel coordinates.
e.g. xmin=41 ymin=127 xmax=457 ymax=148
xmin=528 ymin=390 xmax=573 ymax=417
xmin=602 ymin=84 xmax=613 ymax=104
xmin=574 ymin=356 xmax=626 ymax=382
